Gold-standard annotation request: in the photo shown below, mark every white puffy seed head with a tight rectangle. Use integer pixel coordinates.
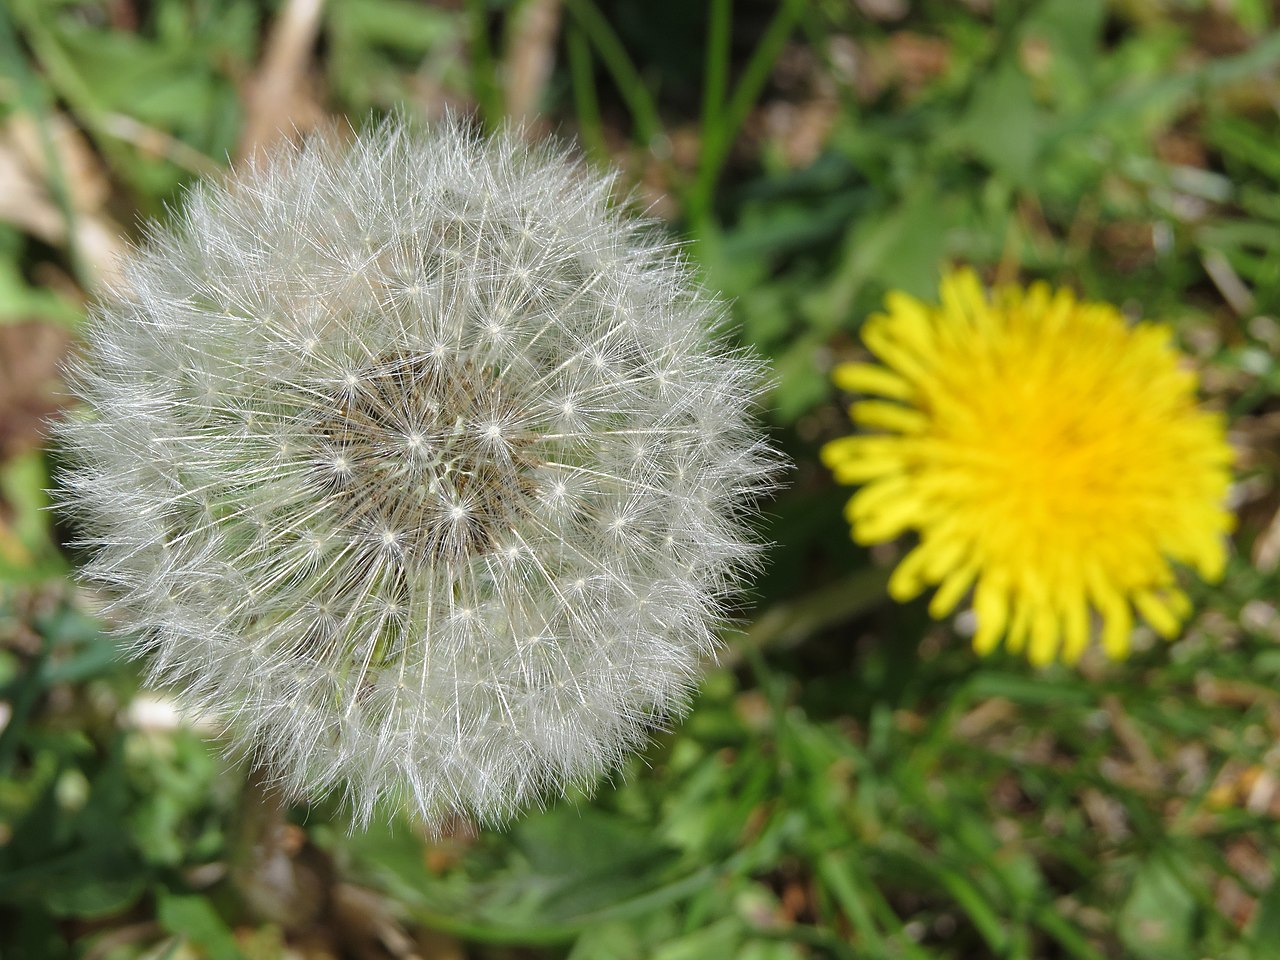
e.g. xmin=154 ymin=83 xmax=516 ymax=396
xmin=57 ymin=115 xmax=780 ymax=830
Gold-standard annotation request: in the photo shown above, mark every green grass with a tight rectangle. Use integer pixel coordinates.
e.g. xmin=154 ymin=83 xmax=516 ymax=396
xmin=3 ymin=1 xmax=1280 ymax=957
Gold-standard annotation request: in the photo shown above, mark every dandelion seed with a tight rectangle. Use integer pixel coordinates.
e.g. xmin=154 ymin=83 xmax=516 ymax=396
xmin=57 ymin=115 xmax=780 ymax=829
xmin=821 ymin=268 xmax=1233 ymax=665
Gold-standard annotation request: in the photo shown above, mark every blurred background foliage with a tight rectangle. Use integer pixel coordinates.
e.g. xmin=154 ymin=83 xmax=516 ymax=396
xmin=3 ymin=0 xmax=1280 ymax=957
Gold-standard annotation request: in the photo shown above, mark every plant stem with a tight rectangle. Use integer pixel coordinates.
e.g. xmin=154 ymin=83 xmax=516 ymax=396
xmin=229 ymin=764 xmax=331 ymax=931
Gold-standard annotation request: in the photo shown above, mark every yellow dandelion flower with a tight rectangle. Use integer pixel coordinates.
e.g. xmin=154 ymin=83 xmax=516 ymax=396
xmin=821 ymin=268 xmax=1234 ymax=665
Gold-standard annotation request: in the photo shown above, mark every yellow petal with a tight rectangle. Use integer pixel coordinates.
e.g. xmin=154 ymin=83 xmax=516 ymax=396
xmin=888 ymin=545 xmax=930 ymax=602
xmin=1059 ymin=594 xmax=1090 ymax=665
xmin=1027 ymin=605 xmax=1061 ymax=667
xmin=850 ymin=400 xmax=929 ymax=434
xmin=972 ymin=578 xmax=1009 ymax=656
xmin=1132 ymin=589 xmax=1182 ymax=639
xmin=929 ymin=563 xmax=977 ymax=619
xmin=1097 ymin=593 xmax=1133 ymax=660
xmin=832 ymin=362 xmax=914 ymax=400
xmin=1004 ymin=595 xmax=1032 ymax=656
xmin=820 ymin=436 xmax=906 ymax=484
xmin=846 ymin=480 xmax=924 ymax=543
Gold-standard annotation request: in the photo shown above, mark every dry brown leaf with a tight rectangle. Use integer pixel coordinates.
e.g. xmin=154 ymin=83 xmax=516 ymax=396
xmin=0 ymin=320 xmax=73 ymax=462
xmin=0 ymin=114 xmax=127 ymax=289
xmin=504 ymin=0 xmax=563 ymax=128
xmin=237 ymin=0 xmax=328 ymax=164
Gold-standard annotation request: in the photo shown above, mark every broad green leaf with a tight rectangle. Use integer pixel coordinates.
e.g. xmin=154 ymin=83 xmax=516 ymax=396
xmin=1119 ymin=860 xmax=1196 ymax=960
xmin=156 ymin=891 xmax=246 ymax=960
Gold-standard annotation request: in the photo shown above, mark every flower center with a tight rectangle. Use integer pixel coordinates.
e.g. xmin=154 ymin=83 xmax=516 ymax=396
xmin=310 ymin=353 xmax=539 ymax=566
xmin=970 ymin=388 xmax=1134 ymax=537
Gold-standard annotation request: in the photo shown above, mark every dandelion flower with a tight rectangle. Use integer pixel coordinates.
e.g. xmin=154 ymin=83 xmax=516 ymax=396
xmin=821 ymin=269 xmax=1233 ymax=665
xmin=57 ymin=116 xmax=778 ymax=828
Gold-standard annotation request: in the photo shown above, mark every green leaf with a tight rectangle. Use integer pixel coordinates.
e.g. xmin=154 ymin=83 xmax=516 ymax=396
xmin=506 ymin=806 xmax=684 ymax=919
xmin=0 ymin=452 xmax=65 ymax=582
xmin=1249 ymin=873 xmax=1280 ymax=950
xmin=40 ymin=863 xmax=146 ymax=919
xmin=156 ymin=891 xmax=246 ymax=960
xmin=326 ymin=0 xmax=461 ymax=110
xmin=960 ymin=670 xmax=1097 ymax=708
xmin=1119 ymin=860 xmax=1196 ymax=960
xmin=651 ymin=917 xmax=742 ymax=960
xmin=952 ymin=60 xmax=1043 ymax=185
xmin=326 ymin=804 xmax=710 ymax=944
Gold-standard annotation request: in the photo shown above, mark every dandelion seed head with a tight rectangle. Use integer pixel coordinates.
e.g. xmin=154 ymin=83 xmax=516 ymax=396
xmin=58 ymin=115 xmax=780 ymax=829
